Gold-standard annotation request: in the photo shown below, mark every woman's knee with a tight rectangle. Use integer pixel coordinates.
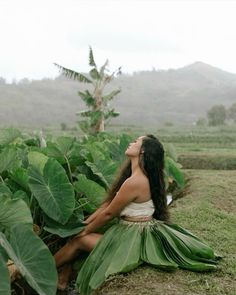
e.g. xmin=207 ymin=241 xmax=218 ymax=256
xmin=73 ymin=233 xmax=102 ymax=252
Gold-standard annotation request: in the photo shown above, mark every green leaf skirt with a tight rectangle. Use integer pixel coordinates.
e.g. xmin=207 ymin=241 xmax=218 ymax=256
xmin=76 ymin=219 xmax=221 ymax=295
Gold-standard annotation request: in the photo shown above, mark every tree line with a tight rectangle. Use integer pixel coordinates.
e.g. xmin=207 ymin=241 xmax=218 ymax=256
xmin=197 ymin=103 xmax=236 ymax=126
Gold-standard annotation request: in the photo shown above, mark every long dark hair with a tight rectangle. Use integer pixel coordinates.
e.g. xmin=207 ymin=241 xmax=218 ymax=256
xmin=139 ymin=135 xmax=169 ymax=221
xmin=105 ymin=134 xmax=169 ymax=222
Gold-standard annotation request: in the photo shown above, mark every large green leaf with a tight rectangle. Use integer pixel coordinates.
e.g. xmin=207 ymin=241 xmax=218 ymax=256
xmin=12 ymin=190 xmax=30 ymax=206
xmin=44 ymin=204 xmax=84 ymax=238
xmin=74 ymin=174 xmax=106 ymax=207
xmin=0 ymin=225 xmax=57 ymax=295
xmin=28 ymin=151 xmax=48 ymax=174
xmin=45 ymin=136 xmax=75 ymax=164
xmin=0 ymin=195 xmax=32 ymax=230
xmin=0 ymin=183 xmax=12 ymax=197
xmin=165 ymin=156 xmax=185 ymax=188
xmin=28 ymin=158 xmax=75 ymax=224
xmin=9 ymin=167 xmax=29 ymax=191
xmin=0 ymin=128 xmax=21 ymax=145
xmin=81 ymin=142 xmax=117 ymax=186
xmin=78 ymin=90 xmax=95 ymax=106
xmin=106 ymin=134 xmax=131 ymax=162
xmin=85 ymin=160 xmax=117 ymax=187
xmin=0 ymin=253 xmax=10 ymax=295
xmin=0 ymin=147 xmax=21 ymax=173
xmin=56 ymin=136 xmax=75 ymax=156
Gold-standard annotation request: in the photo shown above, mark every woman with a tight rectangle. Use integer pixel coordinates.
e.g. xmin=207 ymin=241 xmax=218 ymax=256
xmin=54 ymin=134 xmax=220 ymax=294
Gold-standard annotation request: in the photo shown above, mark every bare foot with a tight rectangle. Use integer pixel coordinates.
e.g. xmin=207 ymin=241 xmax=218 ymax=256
xmin=57 ymin=264 xmax=72 ymax=291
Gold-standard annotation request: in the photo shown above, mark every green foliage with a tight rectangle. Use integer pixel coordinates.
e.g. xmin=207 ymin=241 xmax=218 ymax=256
xmin=0 ymin=128 xmax=22 ymax=146
xmin=0 ymin=195 xmax=32 ymax=230
xmin=0 ymin=194 xmax=57 ymax=295
xmin=54 ymin=47 xmax=121 ymax=134
xmin=207 ymin=104 xmax=226 ymax=126
xmin=0 ymin=225 xmax=57 ymax=295
xmin=0 ymin=253 xmax=11 ymax=295
xmin=228 ymin=102 xmax=236 ymax=123
xmin=196 ymin=117 xmax=207 ymax=126
xmin=0 ymin=128 xmax=185 ymax=293
xmin=28 ymin=158 xmax=75 ymax=224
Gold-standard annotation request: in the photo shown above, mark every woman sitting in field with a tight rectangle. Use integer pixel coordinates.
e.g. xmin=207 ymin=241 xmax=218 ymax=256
xmin=54 ymin=134 xmax=220 ymax=295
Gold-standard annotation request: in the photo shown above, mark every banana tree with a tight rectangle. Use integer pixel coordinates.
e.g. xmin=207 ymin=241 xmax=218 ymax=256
xmin=54 ymin=47 xmax=121 ymax=134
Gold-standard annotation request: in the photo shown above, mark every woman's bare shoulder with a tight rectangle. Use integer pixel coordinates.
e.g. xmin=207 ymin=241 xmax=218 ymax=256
xmin=124 ymin=174 xmax=149 ymax=189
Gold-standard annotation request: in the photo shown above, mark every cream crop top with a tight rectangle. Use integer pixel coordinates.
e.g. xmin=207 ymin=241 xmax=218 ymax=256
xmin=120 ymin=199 xmax=155 ymax=217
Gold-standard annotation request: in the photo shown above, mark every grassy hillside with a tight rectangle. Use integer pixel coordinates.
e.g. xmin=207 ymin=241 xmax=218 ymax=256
xmin=1 ymin=62 xmax=236 ymax=128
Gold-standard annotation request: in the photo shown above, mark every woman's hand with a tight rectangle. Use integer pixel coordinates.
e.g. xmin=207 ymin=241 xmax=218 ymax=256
xmin=77 ymin=228 xmax=89 ymax=237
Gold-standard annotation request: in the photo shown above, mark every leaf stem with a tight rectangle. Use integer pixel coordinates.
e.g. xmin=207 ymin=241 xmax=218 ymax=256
xmin=65 ymin=156 xmax=73 ymax=183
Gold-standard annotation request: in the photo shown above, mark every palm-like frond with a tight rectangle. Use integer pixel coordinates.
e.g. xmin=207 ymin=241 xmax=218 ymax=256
xmin=89 ymin=46 xmax=96 ymax=68
xmin=78 ymin=90 xmax=95 ymax=107
xmin=99 ymin=59 xmax=109 ymax=77
xmin=102 ymin=89 xmax=121 ymax=102
xmin=89 ymin=68 xmax=101 ymax=80
xmin=54 ymin=63 xmax=92 ymax=83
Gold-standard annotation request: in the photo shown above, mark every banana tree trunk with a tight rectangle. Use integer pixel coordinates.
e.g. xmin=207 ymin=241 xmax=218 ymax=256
xmin=93 ymin=88 xmax=105 ymax=133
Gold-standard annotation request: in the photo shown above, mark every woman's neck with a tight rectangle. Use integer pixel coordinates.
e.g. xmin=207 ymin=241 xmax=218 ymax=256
xmin=130 ymin=156 xmax=142 ymax=175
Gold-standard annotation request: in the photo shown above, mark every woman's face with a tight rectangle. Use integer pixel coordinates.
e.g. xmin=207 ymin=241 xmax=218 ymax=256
xmin=125 ymin=136 xmax=146 ymax=157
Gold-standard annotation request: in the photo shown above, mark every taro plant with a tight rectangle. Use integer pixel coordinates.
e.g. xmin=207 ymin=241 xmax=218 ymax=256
xmin=54 ymin=47 xmax=122 ymax=134
xmin=0 ymin=145 xmax=57 ymax=295
xmin=0 ymin=128 xmax=185 ymax=294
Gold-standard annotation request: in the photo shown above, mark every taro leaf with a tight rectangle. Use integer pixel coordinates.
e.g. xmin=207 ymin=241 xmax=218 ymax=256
xmin=74 ymin=174 xmax=105 ymax=207
xmin=0 ymin=195 xmax=32 ymax=230
xmin=9 ymin=167 xmax=29 ymax=191
xmin=44 ymin=142 xmax=65 ymax=163
xmin=28 ymin=158 xmax=75 ymax=224
xmin=85 ymin=160 xmax=117 ymax=187
xmin=28 ymin=151 xmax=48 ymax=174
xmin=78 ymin=197 xmax=96 ymax=214
xmin=0 ymin=183 xmax=12 ymax=197
xmin=68 ymin=147 xmax=85 ymax=167
xmin=12 ymin=190 xmax=30 ymax=206
xmin=44 ymin=137 xmax=75 ymax=165
xmin=44 ymin=204 xmax=84 ymax=238
xmin=0 ymin=147 xmax=21 ymax=173
xmin=83 ymin=141 xmax=117 ymax=186
xmin=164 ymin=156 xmax=185 ymax=188
xmin=0 ymin=224 xmax=57 ymax=295
xmin=0 ymin=128 xmax=22 ymax=146
xmin=0 ymin=253 xmax=11 ymax=295
xmin=104 ymin=134 xmax=131 ymax=163
xmin=56 ymin=136 xmax=75 ymax=155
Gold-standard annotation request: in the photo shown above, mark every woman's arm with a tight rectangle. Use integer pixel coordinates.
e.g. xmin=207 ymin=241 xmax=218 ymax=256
xmin=83 ymin=200 xmax=110 ymax=224
xmin=79 ymin=178 xmax=138 ymax=236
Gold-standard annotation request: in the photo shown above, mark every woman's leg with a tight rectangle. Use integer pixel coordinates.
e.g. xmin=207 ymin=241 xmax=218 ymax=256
xmin=54 ymin=233 xmax=102 ymax=290
xmin=57 ymin=263 xmax=73 ymax=291
xmin=54 ymin=233 xmax=102 ymax=268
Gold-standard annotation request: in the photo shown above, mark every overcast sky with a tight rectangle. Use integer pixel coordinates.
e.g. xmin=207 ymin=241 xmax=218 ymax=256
xmin=1 ymin=0 xmax=236 ymax=81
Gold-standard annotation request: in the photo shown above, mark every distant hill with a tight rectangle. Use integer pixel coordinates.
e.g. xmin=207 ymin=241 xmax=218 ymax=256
xmin=1 ymin=61 xmax=236 ymax=128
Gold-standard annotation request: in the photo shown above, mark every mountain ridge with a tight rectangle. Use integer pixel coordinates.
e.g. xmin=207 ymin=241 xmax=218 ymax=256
xmin=0 ymin=61 xmax=235 ymax=128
